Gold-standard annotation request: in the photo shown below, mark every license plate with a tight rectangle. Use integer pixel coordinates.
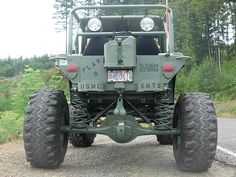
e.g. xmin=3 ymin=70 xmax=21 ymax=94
xmin=107 ymin=70 xmax=133 ymax=82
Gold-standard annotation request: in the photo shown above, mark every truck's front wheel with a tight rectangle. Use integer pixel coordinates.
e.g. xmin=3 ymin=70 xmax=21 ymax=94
xmin=23 ymin=89 xmax=69 ymax=168
xmin=173 ymin=93 xmax=217 ymax=172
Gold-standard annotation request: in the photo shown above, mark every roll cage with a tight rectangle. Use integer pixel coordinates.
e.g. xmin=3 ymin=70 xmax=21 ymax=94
xmin=67 ymin=4 xmax=174 ymax=55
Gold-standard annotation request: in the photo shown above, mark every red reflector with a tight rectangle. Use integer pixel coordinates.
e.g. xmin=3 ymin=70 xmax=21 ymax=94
xmin=67 ymin=64 xmax=77 ymax=72
xmin=162 ymin=64 xmax=175 ymax=72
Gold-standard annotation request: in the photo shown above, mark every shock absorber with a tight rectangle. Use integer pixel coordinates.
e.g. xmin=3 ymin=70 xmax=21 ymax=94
xmin=70 ymin=90 xmax=91 ymax=128
xmin=154 ymin=93 xmax=173 ymax=130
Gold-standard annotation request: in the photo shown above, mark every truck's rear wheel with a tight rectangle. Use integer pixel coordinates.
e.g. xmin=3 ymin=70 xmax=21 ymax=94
xmin=69 ymin=95 xmax=96 ymax=148
xmin=173 ymin=93 xmax=217 ymax=172
xmin=156 ymin=102 xmax=174 ymax=145
xmin=23 ymin=89 xmax=69 ymax=168
xmin=70 ymin=133 xmax=96 ymax=147
xmin=157 ymin=134 xmax=173 ymax=145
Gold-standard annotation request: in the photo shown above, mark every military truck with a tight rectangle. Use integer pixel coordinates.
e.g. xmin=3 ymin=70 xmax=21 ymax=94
xmin=23 ymin=2 xmax=217 ymax=172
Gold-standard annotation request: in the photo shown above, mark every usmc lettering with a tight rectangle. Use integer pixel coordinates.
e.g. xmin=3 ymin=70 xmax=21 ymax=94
xmin=80 ymin=83 xmax=102 ymax=90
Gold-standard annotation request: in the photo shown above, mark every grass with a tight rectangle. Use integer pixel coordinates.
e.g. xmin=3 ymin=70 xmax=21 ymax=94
xmin=0 ymin=111 xmax=22 ymax=144
xmin=214 ymin=100 xmax=236 ymax=119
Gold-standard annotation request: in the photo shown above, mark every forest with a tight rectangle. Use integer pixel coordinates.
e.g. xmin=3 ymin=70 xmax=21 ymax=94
xmin=0 ymin=0 xmax=235 ymax=143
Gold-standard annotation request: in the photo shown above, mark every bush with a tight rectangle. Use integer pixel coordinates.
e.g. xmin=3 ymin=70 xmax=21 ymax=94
xmin=12 ymin=67 xmax=45 ymax=116
xmin=0 ymin=111 xmax=22 ymax=143
xmin=41 ymin=67 xmax=69 ymax=98
xmin=0 ymin=79 xmax=17 ymax=111
xmin=0 ymin=66 xmax=70 ymax=144
xmin=198 ymin=60 xmax=228 ymax=94
xmin=176 ymin=64 xmax=199 ymax=95
xmin=176 ymin=59 xmax=236 ymax=100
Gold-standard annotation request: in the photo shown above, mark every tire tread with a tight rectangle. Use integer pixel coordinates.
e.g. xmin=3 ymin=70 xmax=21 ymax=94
xmin=173 ymin=92 xmax=217 ymax=172
xmin=23 ymin=89 xmax=69 ymax=168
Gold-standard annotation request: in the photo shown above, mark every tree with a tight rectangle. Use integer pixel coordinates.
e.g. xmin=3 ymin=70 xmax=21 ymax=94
xmin=170 ymin=0 xmax=194 ymax=57
xmin=53 ymin=0 xmax=81 ymax=52
xmin=53 ymin=0 xmax=236 ymax=62
xmin=53 ymin=0 xmax=78 ymax=32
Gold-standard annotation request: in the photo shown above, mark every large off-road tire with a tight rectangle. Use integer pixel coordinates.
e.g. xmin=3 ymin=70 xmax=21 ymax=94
xmin=23 ymin=89 xmax=69 ymax=168
xmin=70 ymin=133 xmax=96 ymax=147
xmin=173 ymin=93 xmax=217 ymax=172
xmin=157 ymin=134 xmax=173 ymax=145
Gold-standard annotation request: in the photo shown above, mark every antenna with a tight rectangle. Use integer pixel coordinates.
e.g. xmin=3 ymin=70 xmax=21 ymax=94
xmin=166 ymin=0 xmax=169 ymax=53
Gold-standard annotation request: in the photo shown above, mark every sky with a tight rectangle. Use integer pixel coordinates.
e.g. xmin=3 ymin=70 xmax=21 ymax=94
xmin=0 ymin=0 xmax=65 ymax=59
xmin=0 ymin=1 xmax=234 ymax=59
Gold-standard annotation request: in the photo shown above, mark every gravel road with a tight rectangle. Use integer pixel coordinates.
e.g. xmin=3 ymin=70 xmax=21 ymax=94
xmin=216 ymin=118 xmax=236 ymax=166
xmin=0 ymin=135 xmax=236 ymax=177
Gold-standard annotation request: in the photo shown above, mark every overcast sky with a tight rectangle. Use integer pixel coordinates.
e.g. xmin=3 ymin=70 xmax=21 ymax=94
xmin=0 ymin=0 xmax=65 ymax=59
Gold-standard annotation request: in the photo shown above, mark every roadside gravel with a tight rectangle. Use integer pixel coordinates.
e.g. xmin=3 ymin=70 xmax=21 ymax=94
xmin=0 ymin=135 xmax=236 ymax=177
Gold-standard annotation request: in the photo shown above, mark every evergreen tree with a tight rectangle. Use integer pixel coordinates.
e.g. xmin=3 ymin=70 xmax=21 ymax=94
xmin=52 ymin=0 xmax=236 ymax=62
xmin=53 ymin=0 xmax=80 ymax=32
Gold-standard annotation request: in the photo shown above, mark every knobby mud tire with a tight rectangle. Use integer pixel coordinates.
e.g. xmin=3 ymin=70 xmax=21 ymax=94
xmin=23 ymin=89 xmax=69 ymax=168
xmin=173 ymin=92 xmax=217 ymax=172
xmin=157 ymin=134 xmax=173 ymax=145
xmin=70 ymin=133 xmax=96 ymax=148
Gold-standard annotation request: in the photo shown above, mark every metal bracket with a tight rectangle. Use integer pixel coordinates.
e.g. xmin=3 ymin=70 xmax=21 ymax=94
xmin=114 ymin=95 xmax=127 ymax=116
xmin=116 ymin=37 xmax=124 ymax=65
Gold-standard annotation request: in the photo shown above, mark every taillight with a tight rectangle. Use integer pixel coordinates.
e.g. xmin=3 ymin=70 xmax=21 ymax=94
xmin=67 ymin=64 xmax=78 ymax=73
xmin=162 ymin=63 xmax=175 ymax=78
xmin=162 ymin=63 xmax=175 ymax=72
